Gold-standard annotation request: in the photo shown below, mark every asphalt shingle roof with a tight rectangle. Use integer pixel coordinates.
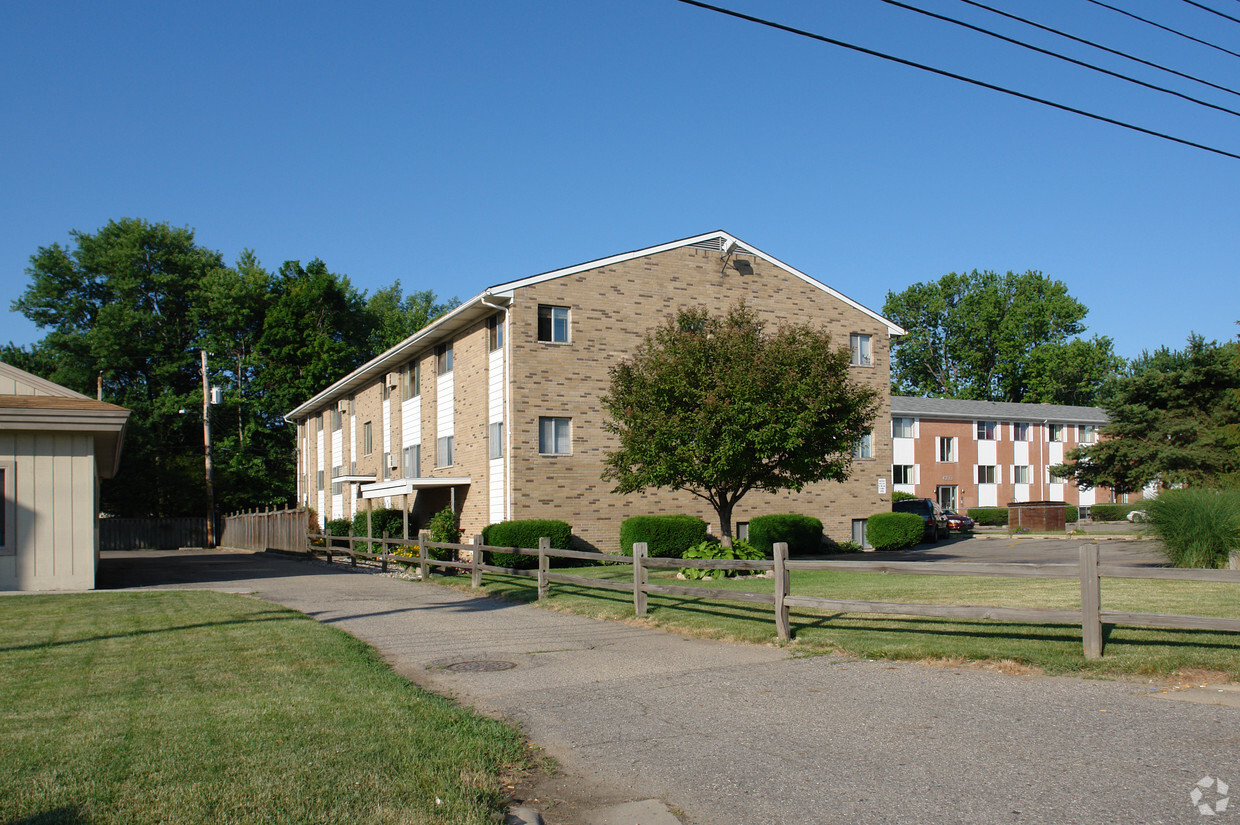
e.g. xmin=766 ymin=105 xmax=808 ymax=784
xmin=890 ymin=395 xmax=1108 ymax=425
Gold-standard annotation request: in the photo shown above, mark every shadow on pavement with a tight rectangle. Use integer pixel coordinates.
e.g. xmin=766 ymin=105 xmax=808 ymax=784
xmin=96 ymin=549 xmax=320 ymax=589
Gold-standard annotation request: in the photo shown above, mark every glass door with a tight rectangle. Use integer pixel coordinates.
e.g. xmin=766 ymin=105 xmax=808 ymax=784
xmin=936 ymin=485 xmax=958 ymax=511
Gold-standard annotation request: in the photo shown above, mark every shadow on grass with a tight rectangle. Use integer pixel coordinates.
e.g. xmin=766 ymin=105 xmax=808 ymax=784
xmin=4 ymin=807 xmax=87 ymax=825
xmin=0 ymin=611 xmax=299 ymax=654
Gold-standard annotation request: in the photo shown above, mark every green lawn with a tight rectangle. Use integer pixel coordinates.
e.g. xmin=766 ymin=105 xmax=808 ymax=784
xmin=455 ymin=565 xmax=1240 ymax=679
xmin=0 ymin=591 xmax=528 ymax=825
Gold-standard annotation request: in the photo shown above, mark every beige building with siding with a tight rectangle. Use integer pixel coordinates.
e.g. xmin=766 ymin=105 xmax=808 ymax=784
xmin=286 ymin=232 xmax=904 ymax=551
xmin=0 ymin=361 xmax=130 ymax=591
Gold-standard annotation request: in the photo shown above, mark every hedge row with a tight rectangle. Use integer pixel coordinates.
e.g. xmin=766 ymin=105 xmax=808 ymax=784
xmin=967 ymin=505 xmax=1081 ymax=525
xmin=748 ymin=514 xmax=823 ymax=557
xmin=619 ymin=515 xmax=709 ymax=559
xmin=866 ymin=512 xmax=925 ymax=551
xmin=1090 ymin=502 xmax=1147 ymax=522
xmin=481 ymin=519 xmax=574 ymax=569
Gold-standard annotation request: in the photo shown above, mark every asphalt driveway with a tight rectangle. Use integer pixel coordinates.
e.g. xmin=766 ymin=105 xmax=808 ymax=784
xmin=99 ymin=549 xmax=1237 ymax=825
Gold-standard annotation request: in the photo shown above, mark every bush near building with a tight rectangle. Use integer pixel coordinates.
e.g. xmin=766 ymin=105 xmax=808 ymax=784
xmin=866 ymin=512 xmax=926 ymax=551
xmin=968 ymin=508 xmax=1009 ymax=526
xmin=748 ymin=514 xmax=824 ymax=557
xmin=482 ymin=520 xmax=574 ymax=569
xmin=619 ymin=515 xmax=710 ymax=559
xmin=1090 ymin=502 xmax=1147 ymax=522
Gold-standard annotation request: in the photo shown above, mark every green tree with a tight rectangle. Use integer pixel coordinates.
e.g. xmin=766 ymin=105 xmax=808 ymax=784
xmin=601 ymin=303 xmax=879 ymax=545
xmin=1056 ymin=334 xmax=1240 ymax=494
xmin=11 ymin=218 xmax=226 ymax=516
xmin=882 ymin=270 xmax=1120 ymax=403
xmin=365 ymin=282 xmax=459 ymax=355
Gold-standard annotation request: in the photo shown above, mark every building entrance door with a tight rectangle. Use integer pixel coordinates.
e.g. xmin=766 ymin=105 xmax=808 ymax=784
xmin=936 ymin=485 xmax=958 ymax=511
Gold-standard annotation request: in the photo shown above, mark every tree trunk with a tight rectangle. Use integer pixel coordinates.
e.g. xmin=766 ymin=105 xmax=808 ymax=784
xmin=717 ymin=498 xmax=734 ymax=548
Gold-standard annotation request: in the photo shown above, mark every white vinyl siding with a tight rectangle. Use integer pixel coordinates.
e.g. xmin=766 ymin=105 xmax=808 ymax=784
xmin=437 ymin=356 xmax=454 ymax=465
xmin=488 ymin=344 xmax=505 ymax=524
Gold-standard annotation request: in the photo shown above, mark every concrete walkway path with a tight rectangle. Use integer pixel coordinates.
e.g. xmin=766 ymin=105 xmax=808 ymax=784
xmin=102 ymin=550 xmax=1239 ymax=825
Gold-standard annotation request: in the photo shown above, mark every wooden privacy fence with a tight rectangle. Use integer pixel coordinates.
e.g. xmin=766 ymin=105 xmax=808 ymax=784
xmin=220 ymin=508 xmax=312 ymax=552
xmin=100 ymin=517 xmax=210 ymax=550
xmin=303 ymin=531 xmax=1240 ymax=660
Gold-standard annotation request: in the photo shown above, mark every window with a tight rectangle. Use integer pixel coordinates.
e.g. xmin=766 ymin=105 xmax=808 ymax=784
xmin=403 ymin=445 xmax=420 ymax=478
xmin=893 ymin=464 xmax=915 ymax=484
xmin=401 ymin=362 xmax=420 ymax=401
xmin=316 ymin=417 xmax=322 ymax=435
xmin=437 ymin=344 xmax=453 ymax=375
xmin=1049 ymin=467 xmax=1069 ymax=484
xmin=330 ymin=409 xmax=342 ymax=432
xmin=331 ymin=466 xmax=343 ymax=496
xmin=937 ymin=437 xmax=956 ymax=462
xmin=538 ymin=305 xmax=570 ymax=343
xmin=1 ymin=462 xmax=14 ymax=555
xmin=976 ymin=420 xmax=996 ymax=440
xmin=488 ymin=315 xmax=504 ymax=351
xmin=852 ymin=431 xmax=874 ymax=459
xmin=737 ymin=522 xmax=750 ymax=541
xmin=850 ymin=333 xmax=872 ymax=366
xmin=1079 ymin=425 xmax=1097 ymax=444
xmin=977 ymin=465 xmax=997 ymax=484
xmin=362 ymin=422 xmax=373 ymax=456
xmin=436 ymin=436 xmax=454 ymax=467
xmin=892 ymin=417 xmax=914 ymax=439
xmin=851 ymin=519 xmax=868 ymax=548
xmin=1049 ymin=423 xmax=1065 ymax=442
xmin=382 ymin=452 xmax=391 ymax=479
xmin=1013 ymin=465 xmax=1031 ymax=484
xmin=316 ymin=470 xmax=323 ymax=491
xmin=488 ymin=422 xmax=504 ymax=460
xmin=539 ymin=417 xmax=571 ymax=454
xmin=1012 ymin=422 xmax=1030 ymax=441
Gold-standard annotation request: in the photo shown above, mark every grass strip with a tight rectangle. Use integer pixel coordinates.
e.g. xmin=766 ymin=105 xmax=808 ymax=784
xmin=452 ymin=565 xmax=1240 ymax=680
xmin=0 ymin=590 xmax=528 ymax=825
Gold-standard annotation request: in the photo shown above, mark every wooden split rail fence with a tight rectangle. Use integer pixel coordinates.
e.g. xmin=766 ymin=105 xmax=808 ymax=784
xmin=303 ymin=532 xmax=1240 ymax=660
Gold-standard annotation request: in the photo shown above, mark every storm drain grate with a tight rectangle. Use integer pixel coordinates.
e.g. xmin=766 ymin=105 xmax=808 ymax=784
xmin=443 ymin=660 xmax=517 ymax=673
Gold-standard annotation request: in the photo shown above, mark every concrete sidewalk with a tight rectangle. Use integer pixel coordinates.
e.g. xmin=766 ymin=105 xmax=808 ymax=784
xmin=104 ymin=550 xmax=1239 ymax=825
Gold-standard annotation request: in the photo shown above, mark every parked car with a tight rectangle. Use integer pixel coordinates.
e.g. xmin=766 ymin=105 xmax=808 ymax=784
xmin=943 ymin=509 xmax=974 ymax=532
xmin=892 ymin=498 xmax=950 ymax=542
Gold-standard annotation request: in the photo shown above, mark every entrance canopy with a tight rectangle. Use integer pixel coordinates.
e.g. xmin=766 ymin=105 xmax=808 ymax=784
xmin=360 ymin=477 xmax=471 ymax=500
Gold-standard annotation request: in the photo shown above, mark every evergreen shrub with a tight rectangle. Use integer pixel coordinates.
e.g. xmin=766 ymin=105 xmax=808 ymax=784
xmin=619 ymin=515 xmax=709 ymax=559
xmin=748 ymin=514 xmax=824 ymax=557
xmin=482 ymin=520 xmax=574 ymax=569
xmin=866 ymin=512 xmax=926 ymax=551
xmin=967 ymin=508 xmax=1009 ymax=526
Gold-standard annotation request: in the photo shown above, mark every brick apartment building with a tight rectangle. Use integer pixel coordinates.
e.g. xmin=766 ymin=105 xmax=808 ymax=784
xmin=285 ymin=231 xmax=905 ymax=551
xmin=889 ymin=395 xmax=1122 ymax=514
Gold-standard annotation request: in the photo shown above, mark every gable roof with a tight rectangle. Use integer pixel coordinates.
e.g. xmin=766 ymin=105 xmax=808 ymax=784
xmin=286 ymin=231 xmax=904 ymax=421
xmin=891 ymin=395 xmax=1109 ymax=425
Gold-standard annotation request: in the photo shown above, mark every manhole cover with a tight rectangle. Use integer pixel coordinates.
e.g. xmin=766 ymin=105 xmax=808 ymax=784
xmin=443 ymin=660 xmax=517 ymax=672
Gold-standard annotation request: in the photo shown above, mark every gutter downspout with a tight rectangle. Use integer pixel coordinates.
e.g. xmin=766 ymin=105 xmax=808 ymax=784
xmin=480 ymin=294 xmax=512 ymax=523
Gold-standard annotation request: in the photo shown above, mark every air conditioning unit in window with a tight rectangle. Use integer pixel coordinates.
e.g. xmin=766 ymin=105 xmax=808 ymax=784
xmin=386 ymin=372 xmax=401 ymax=388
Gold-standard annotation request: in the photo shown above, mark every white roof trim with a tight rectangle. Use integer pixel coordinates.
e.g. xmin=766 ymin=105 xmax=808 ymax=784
xmin=0 ymin=361 xmax=90 ymax=399
xmin=361 ymin=477 xmax=472 ymax=499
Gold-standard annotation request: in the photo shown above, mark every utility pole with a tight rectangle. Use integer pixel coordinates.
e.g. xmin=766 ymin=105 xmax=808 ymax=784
xmin=201 ymin=350 xmax=216 ymax=548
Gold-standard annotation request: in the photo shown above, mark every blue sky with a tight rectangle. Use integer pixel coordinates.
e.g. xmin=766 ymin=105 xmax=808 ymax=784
xmin=2 ymin=0 xmax=1238 ymax=360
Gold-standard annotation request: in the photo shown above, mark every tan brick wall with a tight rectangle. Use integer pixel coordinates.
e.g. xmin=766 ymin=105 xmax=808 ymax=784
xmin=506 ymin=245 xmax=894 ymax=550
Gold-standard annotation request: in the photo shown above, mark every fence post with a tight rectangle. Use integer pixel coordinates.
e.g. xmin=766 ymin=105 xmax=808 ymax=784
xmin=538 ymin=537 xmax=550 ymax=600
xmin=419 ymin=530 xmax=430 ymax=581
xmin=472 ymin=534 xmax=483 ymax=588
xmin=381 ymin=531 xmax=388 ymax=572
xmin=774 ymin=542 xmax=791 ymax=642
xmin=1230 ymin=550 xmax=1239 ymax=571
xmin=1080 ymin=542 xmax=1103 ymax=660
xmin=633 ymin=542 xmax=648 ymax=616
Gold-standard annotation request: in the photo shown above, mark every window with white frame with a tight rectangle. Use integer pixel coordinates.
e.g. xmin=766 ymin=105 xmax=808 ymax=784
xmin=977 ymin=465 xmax=997 ymax=484
xmin=852 ymin=431 xmax=874 ymax=459
xmin=976 ymin=420 xmax=996 ymax=440
xmin=436 ymin=436 xmax=454 ymax=467
xmin=851 ymin=519 xmax=868 ymax=548
xmin=403 ymin=445 xmax=420 ymax=478
xmin=1 ymin=462 xmax=14 ymax=555
xmin=1012 ymin=465 xmax=1031 ymax=484
xmin=330 ymin=409 xmax=342 ymax=432
xmin=436 ymin=344 xmax=453 ymax=375
xmin=538 ymin=305 xmax=570 ymax=343
xmin=1012 ymin=422 xmax=1030 ymax=441
xmin=362 ymin=422 xmax=373 ymax=456
xmin=316 ymin=470 xmax=323 ymax=491
xmin=331 ymin=466 xmax=343 ymax=496
xmin=538 ymin=417 xmax=571 ymax=454
xmin=1079 ymin=425 xmax=1097 ymax=444
xmin=1049 ymin=466 xmax=1069 ymax=484
xmin=1049 ymin=423 xmax=1065 ymax=442
xmin=937 ymin=437 xmax=956 ymax=462
xmin=849 ymin=333 xmax=872 ymax=366
xmin=488 ymin=422 xmax=504 ymax=460
xmin=402 ymin=362 xmax=420 ymax=400
xmin=892 ymin=417 xmax=914 ymax=438
xmin=488 ymin=315 xmax=504 ymax=351
xmin=893 ymin=464 xmax=915 ymax=484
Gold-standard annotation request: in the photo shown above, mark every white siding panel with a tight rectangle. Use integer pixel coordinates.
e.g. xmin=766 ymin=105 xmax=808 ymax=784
xmin=1013 ymin=441 xmax=1029 ymax=465
xmin=1049 ymin=442 xmax=1064 ymax=465
xmin=1014 ymin=484 xmax=1031 ymax=503
xmin=489 ymin=457 xmax=505 ymax=523
xmin=1079 ymin=487 xmax=1096 ymax=506
xmin=488 ymin=348 xmax=504 ymax=522
xmin=892 ymin=437 xmax=915 ymax=465
xmin=1049 ymin=483 xmax=1064 ymax=500
xmin=977 ymin=440 xmax=997 ymax=465
xmin=437 ymin=372 xmax=454 ymax=436
xmin=979 ymin=485 xmax=998 ymax=507
xmin=402 ymin=397 xmax=422 ymax=447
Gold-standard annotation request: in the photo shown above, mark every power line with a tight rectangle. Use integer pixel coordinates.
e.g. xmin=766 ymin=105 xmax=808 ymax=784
xmin=877 ymin=0 xmax=1240 ymax=119
xmin=957 ymin=0 xmax=1240 ymax=100
xmin=1082 ymin=0 xmax=1240 ymax=60
xmin=1178 ymin=0 xmax=1240 ymax=26
xmin=672 ymin=0 xmax=1240 ymax=161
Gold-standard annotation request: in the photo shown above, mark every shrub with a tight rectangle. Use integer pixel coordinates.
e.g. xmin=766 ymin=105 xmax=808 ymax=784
xmin=1147 ymin=489 xmax=1240 ymax=568
xmin=424 ymin=506 xmax=460 ymax=563
xmin=822 ymin=536 xmax=864 ymax=554
xmin=1090 ymin=502 xmax=1147 ymax=522
xmin=619 ymin=515 xmax=709 ymax=559
xmin=748 ymin=514 xmax=824 ymax=557
xmin=891 ymin=491 xmax=917 ymax=503
xmin=482 ymin=520 xmax=574 ymax=569
xmin=678 ymin=539 xmax=764 ymax=579
xmin=350 ymin=508 xmax=410 ymax=553
xmin=1064 ymin=505 xmax=1079 ymax=524
xmin=865 ymin=512 xmax=926 ymax=551
xmin=967 ymin=508 xmax=1009 ymax=526
xmin=325 ymin=519 xmax=351 ymax=537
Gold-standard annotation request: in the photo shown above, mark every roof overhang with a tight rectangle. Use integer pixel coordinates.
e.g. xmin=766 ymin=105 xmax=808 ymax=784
xmin=0 ymin=399 xmax=131 ymax=479
xmin=332 ymin=473 xmax=377 ymax=483
xmin=360 ymin=476 xmax=472 ymax=500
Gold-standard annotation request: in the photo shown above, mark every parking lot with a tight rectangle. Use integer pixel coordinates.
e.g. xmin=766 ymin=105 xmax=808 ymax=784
xmin=836 ymin=528 xmax=1165 ymax=566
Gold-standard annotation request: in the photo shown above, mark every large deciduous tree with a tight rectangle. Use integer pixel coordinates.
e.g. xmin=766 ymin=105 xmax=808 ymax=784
xmin=882 ymin=270 xmax=1121 ymax=404
xmin=1055 ymin=334 xmax=1240 ymax=494
xmin=365 ymin=282 xmax=459 ymax=355
xmin=601 ymin=303 xmax=880 ymax=545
